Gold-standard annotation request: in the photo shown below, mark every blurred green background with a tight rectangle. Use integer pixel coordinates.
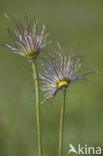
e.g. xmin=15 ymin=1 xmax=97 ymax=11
xmin=0 ymin=0 xmax=103 ymax=156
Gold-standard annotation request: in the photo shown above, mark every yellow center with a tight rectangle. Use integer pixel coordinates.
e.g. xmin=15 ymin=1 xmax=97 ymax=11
xmin=57 ymin=80 xmax=69 ymax=88
xmin=24 ymin=51 xmax=39 ymax=59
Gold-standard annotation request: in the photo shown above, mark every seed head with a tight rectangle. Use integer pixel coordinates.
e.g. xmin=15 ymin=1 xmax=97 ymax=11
xmin=4 ymin=16 xmax=51 ymax=59
xmin=39 ymin=45 xmax=97 ymax=103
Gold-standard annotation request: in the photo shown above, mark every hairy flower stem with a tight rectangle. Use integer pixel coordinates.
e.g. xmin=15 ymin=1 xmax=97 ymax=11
xmin=59 ymin=87 xmax=66 ymax=156
xmin=32 ymin=60 xmax=42 ymax=156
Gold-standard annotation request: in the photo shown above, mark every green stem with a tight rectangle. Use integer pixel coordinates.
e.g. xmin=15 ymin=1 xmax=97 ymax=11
xmin=32 ymin=60 xmax=42 ymax=156
xmin=59 ymin=87 xmax=66 ymax=156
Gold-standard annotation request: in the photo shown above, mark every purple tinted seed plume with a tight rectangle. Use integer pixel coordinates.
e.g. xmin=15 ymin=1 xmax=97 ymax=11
xmin=39 ymin=44 xmax=98 ymax=103
xmin=3 ymin=15 xmax=51 ymax=59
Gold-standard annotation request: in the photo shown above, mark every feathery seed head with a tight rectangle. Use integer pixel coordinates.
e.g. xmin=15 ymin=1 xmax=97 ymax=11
xmin=39 ymin=45 xmax=97 ymax=103
xmin=4 ymin=16 xmax=51 ymax=59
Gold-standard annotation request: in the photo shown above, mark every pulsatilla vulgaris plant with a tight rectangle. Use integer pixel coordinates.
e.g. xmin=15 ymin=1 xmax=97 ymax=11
xmin=39 ymin=44 xmax=98 ymax=156
xmin=2 ymin=15 xmax=98 ymax=156
xmin=3 ymin=15 xmax=51 ymax=156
